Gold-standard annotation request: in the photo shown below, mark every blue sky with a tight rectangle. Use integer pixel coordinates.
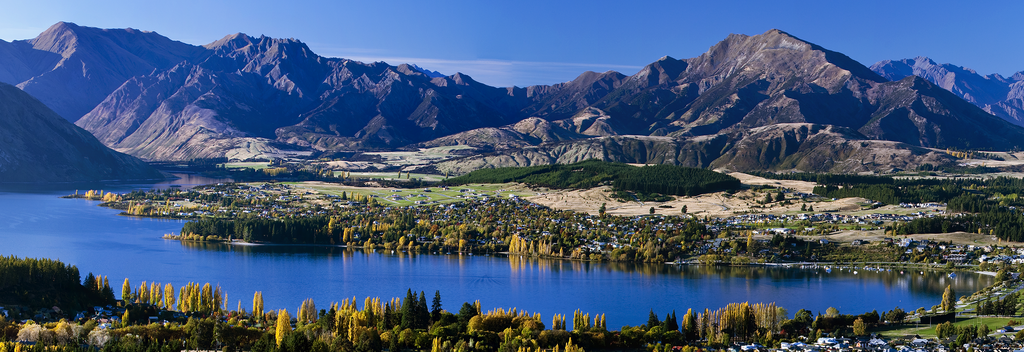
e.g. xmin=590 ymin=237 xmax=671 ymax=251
xmin=1 ymin=0 xmax=1021 ymax=87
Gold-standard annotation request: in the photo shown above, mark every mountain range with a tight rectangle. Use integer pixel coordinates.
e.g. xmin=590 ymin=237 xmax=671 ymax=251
xmin=871 ymin=57 xmax=1024 ymax=126
xmin=1 ymin=22 xmax=1022 ymax=173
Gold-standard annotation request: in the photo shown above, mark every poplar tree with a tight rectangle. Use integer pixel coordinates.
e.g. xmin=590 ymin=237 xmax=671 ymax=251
xmin=164 ymin=284 xmax=175 ymax=311
xmin=682 ymin=309 xmax=697 ymax=341
xmin=941 ymin=285 xmax=956 ymax=313
xmin=253 ymin=291 xmax=264 ymax=321
xmin=853 ymin=317 xmax=867 ymax=336
xmin=122 ymin=278 xmax=131 ymax=302
xmin=276 ymin=309 xmax=291 ymax=347
xmin=138 ymin=281 xmax=148 ymax=304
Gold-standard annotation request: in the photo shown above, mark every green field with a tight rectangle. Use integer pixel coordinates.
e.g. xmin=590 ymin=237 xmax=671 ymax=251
xmin=334 ymin=171 xmax=449 ymax=182
xmin=359 ymin=146 xmax=476 ymax=166
xmin=874 ymin=316 xmax=1017 ymax=338
xmin=297 ymin=183 xmax=536 ymax=207
xmin=221 ymin=162 xmax=272 ymax=170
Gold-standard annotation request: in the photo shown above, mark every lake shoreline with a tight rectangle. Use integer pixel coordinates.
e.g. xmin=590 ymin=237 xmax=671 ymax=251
xmin=166 ymin=236 xmax=993 ymax=277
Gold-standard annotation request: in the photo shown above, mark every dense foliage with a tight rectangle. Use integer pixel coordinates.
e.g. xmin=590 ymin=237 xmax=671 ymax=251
xmin=747 ymin=171 xmax=895 ymax=186
xmin=0 ymin=256 xmax=113 ymax=309
xmin=177 ymin=198 xmax=729 ymax=263
xmin=813 ymin=177 xmax=1024 ymax=206
xmin=868 ymin=177 xmax=1024 ymax=241
xmin=445 ymin=160 xmax=740 ymax=196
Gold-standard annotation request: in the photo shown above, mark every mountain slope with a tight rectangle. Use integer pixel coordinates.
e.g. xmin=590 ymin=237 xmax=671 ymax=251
xmin=871 ymin=57 xmax=1024 ymax=126
xmin=75 ymin=32 xmax=540 ymax=160
xmin=433 ymin=124 xmax=953 ymax=175
xmin=0 ymin=22 xmax=205 ymax=122
xmin=0 ymin=82 xmax=162 ymax=183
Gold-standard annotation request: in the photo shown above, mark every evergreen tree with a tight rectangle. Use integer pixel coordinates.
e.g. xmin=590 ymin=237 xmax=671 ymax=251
xmin=647 ymin=310 xmax=661 ymax=329
xmin=431 ymin=290 xmax=442 ymax=322
xmin=84 ymin=272 xmax=97 ymax=295
xmin=382 ymin=303 xmax=393 ymax=330
xmin=417 ymin=291 xmax=429 ymax=329
xmin=662 ymin=310 xmax=678 ymax=331
xmin=457 ymin=302 xmax=477 ymax=325
xmin=681 ymin=309 xmax=696 ymax=341
xmin=401 ymin=289 xmax=416 ymax=329
xmin=101 ymin=277 xmax=114 ymax=302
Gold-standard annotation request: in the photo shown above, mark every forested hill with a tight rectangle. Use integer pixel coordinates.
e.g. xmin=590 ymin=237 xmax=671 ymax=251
xmin=444 ymin=160 xmax=740 ymax=196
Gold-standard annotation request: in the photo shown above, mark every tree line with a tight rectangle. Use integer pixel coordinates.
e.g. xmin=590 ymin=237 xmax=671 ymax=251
xmin=0 ymin=256 xmax=956 ymax=352
xmin=445 ymin=160 xmax=740 ymax=197
xmin=0 ymin=255 xmax=113 ymax=309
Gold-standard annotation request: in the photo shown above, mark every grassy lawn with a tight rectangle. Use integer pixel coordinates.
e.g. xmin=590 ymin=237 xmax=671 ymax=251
xmin=873 ymin=316 xmax=1017 ymax=338
xmin=222 ymin=162 xmax=271 ymax=170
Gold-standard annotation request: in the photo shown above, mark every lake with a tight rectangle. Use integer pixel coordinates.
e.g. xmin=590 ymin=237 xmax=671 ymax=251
xmin=0 ymin=181 xmax=993 ymax=328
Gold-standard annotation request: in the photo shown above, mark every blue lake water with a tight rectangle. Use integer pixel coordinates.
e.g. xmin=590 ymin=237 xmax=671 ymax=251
xmin=0 ymin=181 xmax=993 ymax=328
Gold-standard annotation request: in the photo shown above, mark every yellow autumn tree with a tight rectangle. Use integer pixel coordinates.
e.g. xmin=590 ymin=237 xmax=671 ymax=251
xmin=276 ymin=309 xmax=292 ymax=347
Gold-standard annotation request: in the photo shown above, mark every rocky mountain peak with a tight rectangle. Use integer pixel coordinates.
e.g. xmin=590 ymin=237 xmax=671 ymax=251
xmin=28 ymin=21 xmax=82 ymax=55
xmin=204 ymin=32 xmax=256 ymax=52
xmin=685 ymin=29 xmax=884 ymax=86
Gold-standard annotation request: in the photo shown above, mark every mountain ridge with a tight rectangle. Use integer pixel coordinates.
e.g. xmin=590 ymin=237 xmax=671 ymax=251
xmin=871 ymin=56 xmax=1024 ymax=126
xmin=3 ymin=23 xmax=1022 ymax=173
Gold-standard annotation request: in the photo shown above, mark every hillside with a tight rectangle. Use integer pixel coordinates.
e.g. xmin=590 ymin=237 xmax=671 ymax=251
xmin=432 ymin=124 xmax=954 ymax=174
xmin=0 ymin=82 xmax=162 ymax=183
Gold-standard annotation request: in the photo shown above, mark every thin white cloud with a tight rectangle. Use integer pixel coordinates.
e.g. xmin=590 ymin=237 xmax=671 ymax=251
xmin=323 ymin=54 xmax=644 ymax=87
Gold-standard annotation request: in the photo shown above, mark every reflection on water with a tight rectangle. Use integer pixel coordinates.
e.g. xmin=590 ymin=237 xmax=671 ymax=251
xmin=0 ymin=188 xmax=994 ymax=329
xmin=140 ymin=173 xmax=234 ymax=190
xmin=0 ymin=172 xmax=232 ymax=193
xmin=507 ymin=255 xmax=986 ymax=304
